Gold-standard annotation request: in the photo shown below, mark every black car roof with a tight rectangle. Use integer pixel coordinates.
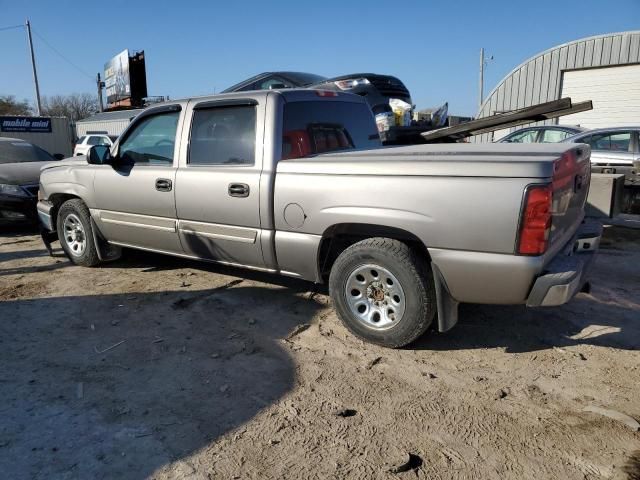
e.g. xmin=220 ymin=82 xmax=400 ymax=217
xmin=221 ymin=71 xmax=327 ymax=93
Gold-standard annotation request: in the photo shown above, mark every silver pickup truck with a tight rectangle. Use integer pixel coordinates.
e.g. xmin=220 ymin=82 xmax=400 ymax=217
xmin=37 ymin=89 xmax=601 ymax=347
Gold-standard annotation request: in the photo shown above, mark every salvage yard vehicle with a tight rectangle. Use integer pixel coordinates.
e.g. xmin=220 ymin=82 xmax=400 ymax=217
xmin=0 ymin=137 xmax=56 ymax=224
xmin=222 ymin=71 xmax=412 ymax=114
xmin=498 ymin=125 xmax=586 ymax=143
xmin=37 ymin=89 xmax=600 ymax=347
xmin=73 ymin=134 xmax=119 ymax=156
xmin=564 ymin=127 xmax=640 ymax=212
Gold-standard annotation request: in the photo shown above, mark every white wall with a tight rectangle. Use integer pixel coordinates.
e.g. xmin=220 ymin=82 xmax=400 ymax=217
xmin=560 ymin=64 xmax=640 ymax=128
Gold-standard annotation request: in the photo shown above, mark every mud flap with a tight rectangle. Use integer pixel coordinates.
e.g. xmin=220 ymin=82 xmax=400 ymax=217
xmin=90 ymin=218 xmax=122 ymax=262
xmin=40 ymin=228 xmax=58 ymax=257
xmin=432 ymin=263 xmax=459 ymax=332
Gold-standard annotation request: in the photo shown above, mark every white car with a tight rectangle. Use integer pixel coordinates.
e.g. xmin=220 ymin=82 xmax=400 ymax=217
xmin=73 ymin=134 xmax=118 ymax=156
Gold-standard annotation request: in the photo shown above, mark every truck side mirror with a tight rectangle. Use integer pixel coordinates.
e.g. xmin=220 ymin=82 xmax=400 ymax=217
xmin=87 ymin=145 xmax=112 ymax=165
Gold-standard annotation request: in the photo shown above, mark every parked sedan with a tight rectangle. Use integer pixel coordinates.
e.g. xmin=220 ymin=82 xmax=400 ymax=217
xmin=564 ymin=126 xmax=640 ymax=212
xmin=563 ymin=127 xmax=640 ymax=167
xmin=73 ymin=134 xmax=118 ymax=156
xmin=498 ymin=125 xmax=587 ymax=143
xmin=222 ymin=71 xmax=412 ymax=114
xmin=0 ymin=138 xmax=56 ymax=224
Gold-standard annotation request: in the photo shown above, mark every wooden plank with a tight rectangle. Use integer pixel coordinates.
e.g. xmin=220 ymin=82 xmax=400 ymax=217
xmin=421 ymin=98 xmax=574 ymax=141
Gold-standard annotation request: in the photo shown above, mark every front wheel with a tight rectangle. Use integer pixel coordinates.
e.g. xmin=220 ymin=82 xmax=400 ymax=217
xmin=56 ymin=199 xmax=101 ymax=267
xmin=329 ymin=237 xmax=436 ymax=348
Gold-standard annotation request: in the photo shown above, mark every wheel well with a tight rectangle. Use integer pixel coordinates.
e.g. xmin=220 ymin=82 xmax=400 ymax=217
xmin=48 ymin=193 xmax=82 ymax=228
xmin=317 ymin=223 xmax=430 ymax=283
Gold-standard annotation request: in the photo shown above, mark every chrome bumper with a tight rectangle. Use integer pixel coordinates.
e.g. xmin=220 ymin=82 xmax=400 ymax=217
xmin=526 ymin=221 xmax=602 ymax=307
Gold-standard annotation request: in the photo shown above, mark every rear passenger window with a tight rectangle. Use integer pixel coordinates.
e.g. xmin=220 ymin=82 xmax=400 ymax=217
xmin=540 ymin=129 xmax=571 ymax=143
xmin=588 ymin=132 xmax=631 ymax=152
xmin=189 ymin=106 xmax=256 ymax=166
xmin=281 ymin=101 xmax=380 ymax=160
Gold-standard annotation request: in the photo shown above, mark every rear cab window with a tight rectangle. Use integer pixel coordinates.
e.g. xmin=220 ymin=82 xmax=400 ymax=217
xmin=281 ymin=101 xmax=380 ymax=160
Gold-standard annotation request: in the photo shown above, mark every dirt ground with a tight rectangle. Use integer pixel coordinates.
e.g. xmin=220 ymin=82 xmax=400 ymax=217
xmin=0 ymin=225 xmax=639 ymax=480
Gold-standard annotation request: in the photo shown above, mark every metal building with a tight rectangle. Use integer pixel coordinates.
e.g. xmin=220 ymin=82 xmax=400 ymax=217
xmin=476 ymin=31 xmax=640 ymax=142
xmin=75 ymin=109 xmax=142 ymax=138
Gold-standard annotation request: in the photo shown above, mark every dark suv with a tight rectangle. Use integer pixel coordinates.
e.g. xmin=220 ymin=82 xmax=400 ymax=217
xmin=222 ymin=71 xmax=412 ymax=114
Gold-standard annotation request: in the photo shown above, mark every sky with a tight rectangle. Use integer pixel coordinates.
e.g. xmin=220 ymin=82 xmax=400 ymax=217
xmin=1 ymin=0 xmax=639 ymax=116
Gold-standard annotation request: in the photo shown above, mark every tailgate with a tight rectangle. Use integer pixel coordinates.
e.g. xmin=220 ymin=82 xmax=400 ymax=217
xmin=548 ymin=145 xmax=591 ymax=251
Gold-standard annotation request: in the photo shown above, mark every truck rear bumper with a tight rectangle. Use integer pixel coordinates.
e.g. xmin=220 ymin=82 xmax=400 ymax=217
xmin=525 ymin=221 xmax=601 ymax=307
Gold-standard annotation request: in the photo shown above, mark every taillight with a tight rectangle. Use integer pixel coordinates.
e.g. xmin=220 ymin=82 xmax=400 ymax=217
xmin=315 ymin=90 xmax=339 ymax=97
xmin=518 ymin=184 xmax=552 ymax=255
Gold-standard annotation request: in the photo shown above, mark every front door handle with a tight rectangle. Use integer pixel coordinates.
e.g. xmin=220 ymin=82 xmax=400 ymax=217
xmin=228 ymin=183 xmax=249 ymax=197
xmin=156 ymin=178 xmax=172 ymax=192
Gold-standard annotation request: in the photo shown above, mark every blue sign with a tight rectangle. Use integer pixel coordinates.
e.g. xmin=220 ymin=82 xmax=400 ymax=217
xmin=0 ymin=116 xmax=52 ymax=133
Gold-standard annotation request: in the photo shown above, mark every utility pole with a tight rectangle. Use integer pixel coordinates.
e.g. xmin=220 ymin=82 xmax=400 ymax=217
xmin=96 ymin=73 xmax=105 ymax=112
xmin=478 ymin=48 xmax=494 ymax=111
xmin=478 ymin=47 xmax=485 ymax=111
xmin=25 ymin=19 xmax=42 ymax=116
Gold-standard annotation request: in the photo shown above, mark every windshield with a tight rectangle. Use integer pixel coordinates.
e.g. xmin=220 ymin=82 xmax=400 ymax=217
xmin=282 ymin=72 xmax=327 ymax=86
xmin=0 ymin=141 xmax=54 ymax=164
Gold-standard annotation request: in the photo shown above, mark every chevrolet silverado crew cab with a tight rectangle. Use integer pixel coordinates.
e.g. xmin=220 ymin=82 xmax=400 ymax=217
xmin=37 ymin=89 xmax=601 ymax=348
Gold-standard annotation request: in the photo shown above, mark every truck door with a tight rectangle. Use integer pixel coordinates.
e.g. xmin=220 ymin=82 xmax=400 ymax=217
xmin=92 ymin=105 xmax=184 ymax=253
xmin=174 ymin=99 xmax=266 ymax=268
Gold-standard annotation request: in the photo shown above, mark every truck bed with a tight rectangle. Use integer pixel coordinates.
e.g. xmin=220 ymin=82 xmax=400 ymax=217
xmin=277 ymin=143 xmax=588 ymax=179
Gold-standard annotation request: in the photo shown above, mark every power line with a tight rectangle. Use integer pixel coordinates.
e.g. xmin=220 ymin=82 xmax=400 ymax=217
xmin=0 ymin=24 xmax=24 ymax=32
xmin=32 ymin=28 xmax=94 ymax=81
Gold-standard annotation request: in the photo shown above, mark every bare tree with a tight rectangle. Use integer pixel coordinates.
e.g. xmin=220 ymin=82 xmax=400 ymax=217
xmin=0 ymin=95 xmax=32 ymax=116
xmin=41 ymin=93 xmax=98 ymax=121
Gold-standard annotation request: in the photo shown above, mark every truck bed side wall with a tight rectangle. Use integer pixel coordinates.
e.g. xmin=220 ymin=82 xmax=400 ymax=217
xmin=274 ymin=172 xmax=545 ymax=302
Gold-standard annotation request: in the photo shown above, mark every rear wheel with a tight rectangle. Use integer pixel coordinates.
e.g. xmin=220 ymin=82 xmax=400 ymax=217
xmin=57 ymin=199 xmax=100 ymax=267
xmin=329 ymin=237 xmax=436 ymax=348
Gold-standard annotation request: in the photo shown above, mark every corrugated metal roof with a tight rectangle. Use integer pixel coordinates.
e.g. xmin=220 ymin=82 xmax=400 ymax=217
xmin=76 ymin=109 xmax=143 ymax=123
xmin=474 ymin=31 xmax=640 ymax=142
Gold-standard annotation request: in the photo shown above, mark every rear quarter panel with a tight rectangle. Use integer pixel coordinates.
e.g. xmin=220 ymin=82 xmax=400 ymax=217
xmin=274 ymin=172 xmax=538 ymax=254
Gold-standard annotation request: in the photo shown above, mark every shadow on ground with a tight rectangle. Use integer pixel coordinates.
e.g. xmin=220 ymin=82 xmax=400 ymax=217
xmin=0 ymin=276 xmax=324 ymax=479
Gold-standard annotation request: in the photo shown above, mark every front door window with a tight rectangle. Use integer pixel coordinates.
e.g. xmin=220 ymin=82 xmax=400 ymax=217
xmin=118 ymin=112 xmax=180 ymax=165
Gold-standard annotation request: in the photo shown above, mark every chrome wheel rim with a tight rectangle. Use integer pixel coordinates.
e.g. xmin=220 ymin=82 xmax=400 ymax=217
xmin=63 ymin=213 xmax=86 ymax=257
xmin=344 ymin=264 xmax=405 ymax=330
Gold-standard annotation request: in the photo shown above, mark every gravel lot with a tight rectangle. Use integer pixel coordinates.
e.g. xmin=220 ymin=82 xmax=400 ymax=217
xmin=0 ymin=225 xmax=639 ymax=479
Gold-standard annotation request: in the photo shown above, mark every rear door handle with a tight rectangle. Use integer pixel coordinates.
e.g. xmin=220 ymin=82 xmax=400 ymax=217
xmin=228 ymin=183 xmax=249 ymax=197
xmin=155 ymin=178 xmax=172 ymax=192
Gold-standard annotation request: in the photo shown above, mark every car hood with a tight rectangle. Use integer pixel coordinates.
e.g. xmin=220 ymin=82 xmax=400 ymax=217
xmin=0 ymin=161 xmax=56 ymax=185
xmin=40 ymin=156 xmax=88 ymax=171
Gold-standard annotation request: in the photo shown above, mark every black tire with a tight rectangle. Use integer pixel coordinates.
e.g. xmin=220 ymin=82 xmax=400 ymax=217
xmin=56 ymin=199 xmax=101 ymax=267
xmin=329 ymin=237 xmax=436 ymax=348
